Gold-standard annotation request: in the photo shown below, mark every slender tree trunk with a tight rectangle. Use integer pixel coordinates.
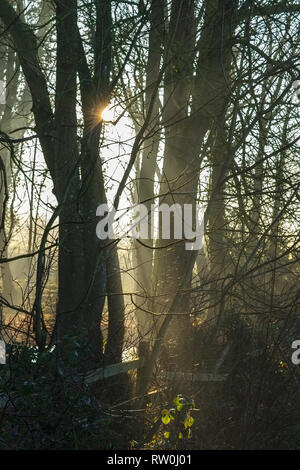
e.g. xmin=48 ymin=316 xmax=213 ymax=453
xmin=134 ymin=0 xmax=164 ymax=339
xmin=153 ymin=0 xmax=236 ymax=342
xmin=77 ymin=0 xmax=124 ymax=365
xmin=54 ymin=0 xmax=87 ymax=361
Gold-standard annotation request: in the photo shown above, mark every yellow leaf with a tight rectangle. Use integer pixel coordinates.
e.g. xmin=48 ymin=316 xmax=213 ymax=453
xmin=162 ymin=414 xmax=171 ymax=425
xmin=184 ymin=415 xmax=194 ymax=428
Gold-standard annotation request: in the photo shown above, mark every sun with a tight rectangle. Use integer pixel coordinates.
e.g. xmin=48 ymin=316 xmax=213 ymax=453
xmin=101 ymin=106 xmax=114 ymax=122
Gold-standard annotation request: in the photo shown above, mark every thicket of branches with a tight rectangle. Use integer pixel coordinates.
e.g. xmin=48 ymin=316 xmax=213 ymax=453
xmin=0 ymin=0 xmax=299 ymax=450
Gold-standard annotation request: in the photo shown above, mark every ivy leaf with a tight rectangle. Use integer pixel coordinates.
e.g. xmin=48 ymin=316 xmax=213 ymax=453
xmin=184 ymin=415 xmax=194 ymax=428
xmin=173 ymin=395 xmax=182 ymax=406
xmin=173 ymin=395 xmax=184 ymax=411
xmin=187 ymin=415 xmax=194 ymax=427
xmin=162 ymin=409 xmax=171 ymax=425
xmin=162 ymin=415 xmax=171 ymax=425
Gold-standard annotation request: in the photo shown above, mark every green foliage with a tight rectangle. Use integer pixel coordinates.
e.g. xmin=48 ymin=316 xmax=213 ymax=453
xmin=146 ymin=394 xmax=196 ymax=450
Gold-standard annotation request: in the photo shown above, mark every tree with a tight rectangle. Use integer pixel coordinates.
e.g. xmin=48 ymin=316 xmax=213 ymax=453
xmin=0 ymin=0 xmax=299 ymax=417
